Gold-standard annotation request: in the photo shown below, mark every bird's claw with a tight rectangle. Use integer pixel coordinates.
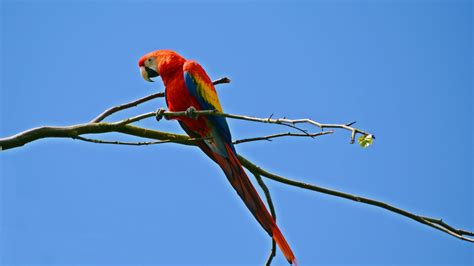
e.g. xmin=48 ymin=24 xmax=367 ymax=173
xmin=185 ymin=106 xmax=198 ymax=120
xmin=155 ymin=108 xmax=167 ymax=122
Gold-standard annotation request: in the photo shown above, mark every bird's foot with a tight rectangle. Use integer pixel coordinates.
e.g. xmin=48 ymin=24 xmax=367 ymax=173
xmin=185 ymin=106 xmax=198 ymax=120
xmin=155 ymin=108 xmax=167 ymax=122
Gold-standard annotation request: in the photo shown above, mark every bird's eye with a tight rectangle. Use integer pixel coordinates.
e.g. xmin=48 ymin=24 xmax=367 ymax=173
xmin=147 ymin=58 xmax=152 ymax=62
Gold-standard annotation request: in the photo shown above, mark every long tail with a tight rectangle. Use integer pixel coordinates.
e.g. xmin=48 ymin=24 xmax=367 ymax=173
xmin=214 ymin=143 xmax=297 ymax=265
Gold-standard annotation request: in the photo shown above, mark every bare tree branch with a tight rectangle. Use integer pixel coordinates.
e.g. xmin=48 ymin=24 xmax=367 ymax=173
xmin=162 ymin=108 xmax=373 ymax=143
xmin=72 ymin=135 xmax=204 ymax=146
xmin=0 ymin=123 xmax=194 ymax=151
xmin=71 ymin=131 xmax=332 ymax=147
xmin=0 ymin=118 xmax=336 ymax=151
xmin=0 ymin=109 xmax=363 ymax=151
xmin=111 ymin=108 xmax=370 ymax=144
xmin=237 ymin=155 xmax=474 ymax=243
xmin=91 ymin=92 xmax=165 ymax=123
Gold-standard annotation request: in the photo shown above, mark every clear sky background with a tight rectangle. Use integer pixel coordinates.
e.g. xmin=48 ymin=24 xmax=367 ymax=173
xmin=0 ymin=0 xmax=472 ymax=265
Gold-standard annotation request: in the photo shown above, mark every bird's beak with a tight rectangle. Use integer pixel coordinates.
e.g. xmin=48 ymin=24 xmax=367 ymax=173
xmin=140 ymin=66 xmax=159 ymax=82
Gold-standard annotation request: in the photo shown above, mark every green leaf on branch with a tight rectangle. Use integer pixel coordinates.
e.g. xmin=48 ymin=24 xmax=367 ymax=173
xmin=358 ymin=134 xmax=373 ymax=148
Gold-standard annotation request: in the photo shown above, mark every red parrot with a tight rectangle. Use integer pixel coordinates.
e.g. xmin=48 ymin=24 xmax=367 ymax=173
xmin=138 ymin=50 xmax=296 ymax=264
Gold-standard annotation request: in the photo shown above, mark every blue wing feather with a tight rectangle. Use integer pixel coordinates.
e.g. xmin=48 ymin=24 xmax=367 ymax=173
xmin=183 ymin=70 xmax=235 ymax=153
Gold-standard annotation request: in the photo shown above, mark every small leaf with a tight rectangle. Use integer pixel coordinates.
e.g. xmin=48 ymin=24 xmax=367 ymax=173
xmin=358 ymin=134 xmax=373 ymax=148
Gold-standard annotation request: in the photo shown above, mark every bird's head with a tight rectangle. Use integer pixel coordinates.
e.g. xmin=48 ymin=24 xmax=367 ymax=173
xmin=138 ymin=50 xmax=186 ymax=82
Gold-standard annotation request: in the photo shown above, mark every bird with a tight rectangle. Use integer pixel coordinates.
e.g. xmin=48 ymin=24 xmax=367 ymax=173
xmin=138 ymin=50 xmax=296 ymax=264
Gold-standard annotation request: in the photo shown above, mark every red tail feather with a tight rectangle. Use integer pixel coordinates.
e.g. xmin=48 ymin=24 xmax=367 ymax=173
xmin=272 ymin=225 xmax=297 ymax=265
xmin=213 ymin=143 xmax=296 ymax=264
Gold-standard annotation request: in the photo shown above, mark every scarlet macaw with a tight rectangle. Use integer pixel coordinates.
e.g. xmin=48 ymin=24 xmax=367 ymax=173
xmin=138 ymin=50 xmax=296 ymax=264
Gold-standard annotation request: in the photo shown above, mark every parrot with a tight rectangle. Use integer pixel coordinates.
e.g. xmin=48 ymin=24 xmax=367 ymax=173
xmin=138 ymin=50 xmax=296 ymax=264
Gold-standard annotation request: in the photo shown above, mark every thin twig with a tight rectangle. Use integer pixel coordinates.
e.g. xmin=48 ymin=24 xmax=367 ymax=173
xmin=91 ymin=92 xmax=165 ymax=123
xmin=266 ymin=239 xmax=277 ymax=266
xmin=90 ymin=77 xmax=231 ymax=123
xmin=215 ymin=113 xmax=372 ymax=144
xmin=72 ymin=135 xmax=203 ymax=146
xmin=212 ymin=77 xmax=232 ymax=85
xmin=115 ymin=111 xmax=156 ymax=126
xmin=238 ymin=155 xmax=474 ymax=243
xmin=421 ymin=216 xmax=474 ymax=237
xmin=71 ymin=131 xmax=332 ymax=147
xmin=254 ymin=173 xmax=278 ymax=266
xmin=233 ymin=131 xmax=333 ymax=145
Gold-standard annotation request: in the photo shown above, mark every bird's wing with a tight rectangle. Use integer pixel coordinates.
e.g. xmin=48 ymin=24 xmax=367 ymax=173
xmin=183 ymin=60 xmax=233 ymax=146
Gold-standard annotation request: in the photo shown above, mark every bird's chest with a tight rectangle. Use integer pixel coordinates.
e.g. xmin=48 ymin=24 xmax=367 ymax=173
xmin=164 ymin=78 xmax=209 ymax=136
xmin=165 ymin=79 xmax=198 ymax=111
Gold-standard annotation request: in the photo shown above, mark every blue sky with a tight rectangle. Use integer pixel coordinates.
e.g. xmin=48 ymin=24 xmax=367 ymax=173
xmin=1 ymin=0 xmax=472 ymax=265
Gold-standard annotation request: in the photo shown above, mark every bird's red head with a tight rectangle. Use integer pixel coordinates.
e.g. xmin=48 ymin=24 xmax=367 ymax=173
xmin=138 ymin=50 xmax=186 ymax=82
